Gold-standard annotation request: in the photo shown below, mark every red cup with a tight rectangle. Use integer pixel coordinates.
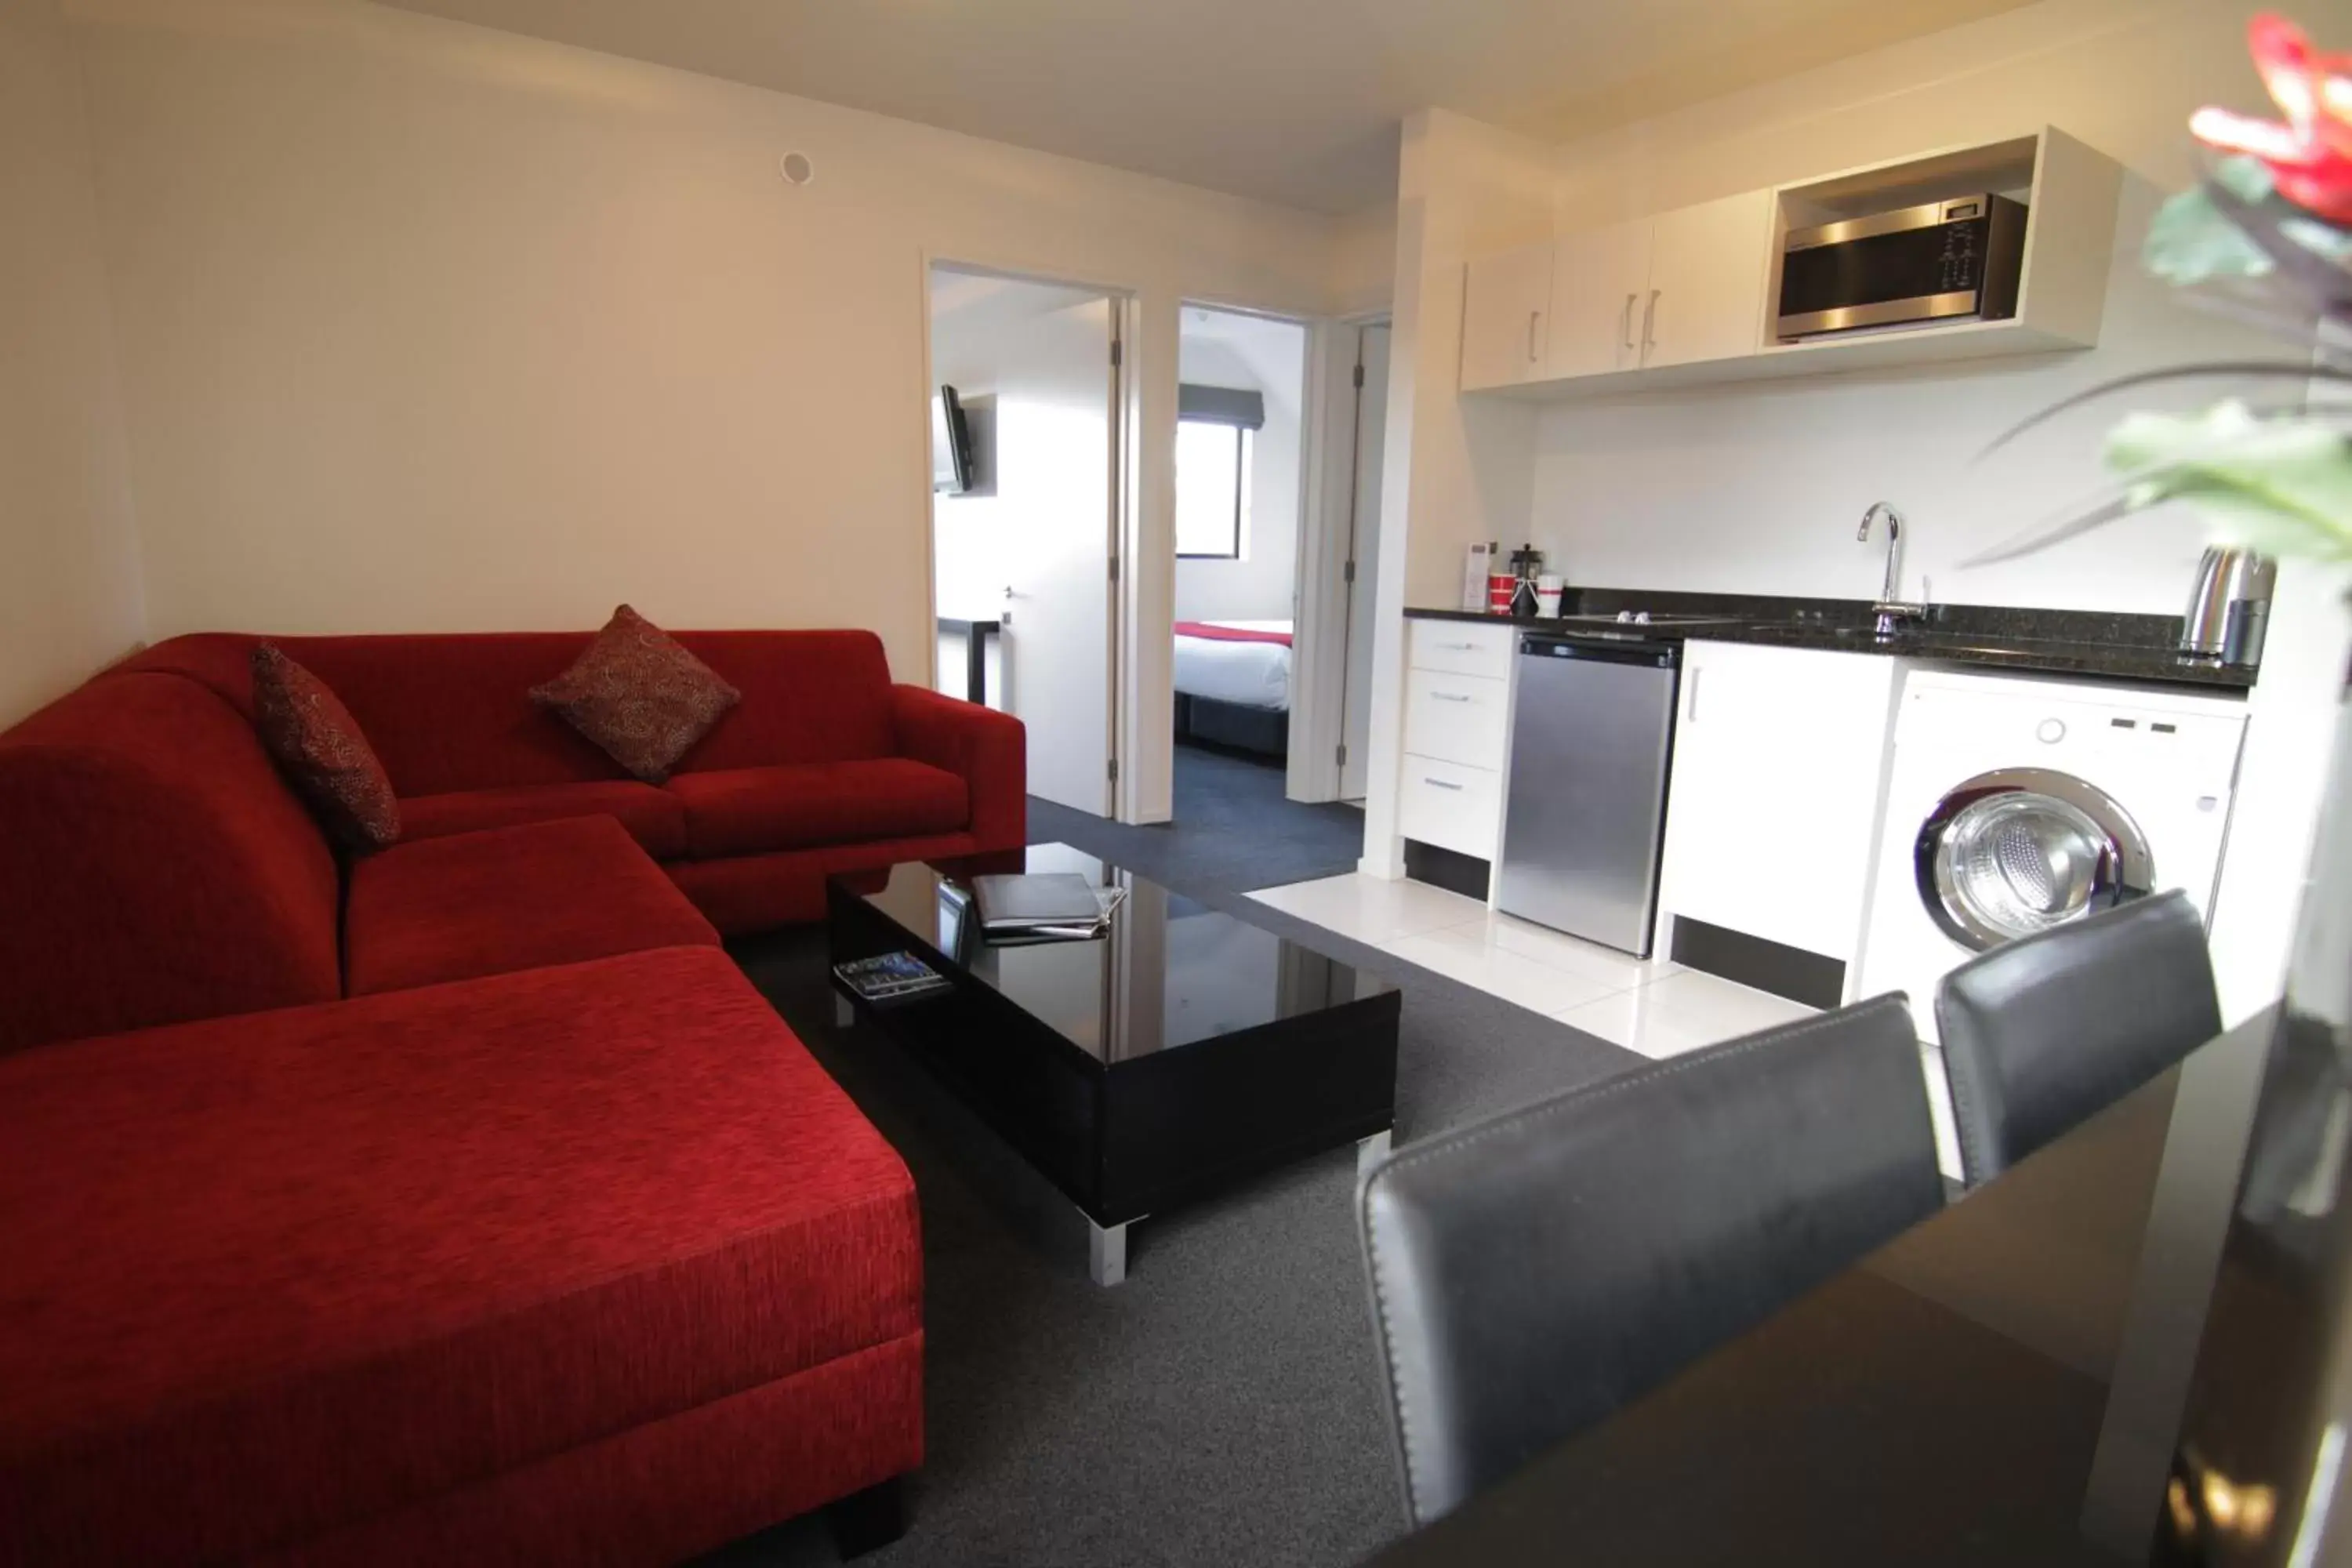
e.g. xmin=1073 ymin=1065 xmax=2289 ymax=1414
xmin=1488 ymin=572 xmax=1515 ymax=613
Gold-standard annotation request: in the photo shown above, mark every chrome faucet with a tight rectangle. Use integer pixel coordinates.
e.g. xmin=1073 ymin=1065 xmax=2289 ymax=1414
xmin=1858 ymin=502 xmax=1927 ymax=640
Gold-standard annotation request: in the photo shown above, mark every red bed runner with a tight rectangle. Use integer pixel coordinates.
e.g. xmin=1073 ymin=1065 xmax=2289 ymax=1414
xmin=1174 ymin=622 xmax=1292 ymax=648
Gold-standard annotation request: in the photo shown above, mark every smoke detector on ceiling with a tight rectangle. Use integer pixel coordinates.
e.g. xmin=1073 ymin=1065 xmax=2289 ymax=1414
xmin=779 ymin=151 xmax=815 ymax=187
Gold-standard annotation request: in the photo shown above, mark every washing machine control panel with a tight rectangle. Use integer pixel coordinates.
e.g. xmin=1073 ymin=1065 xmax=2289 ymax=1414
xmin=2035 ymin=717 xmax=2066 ymax=745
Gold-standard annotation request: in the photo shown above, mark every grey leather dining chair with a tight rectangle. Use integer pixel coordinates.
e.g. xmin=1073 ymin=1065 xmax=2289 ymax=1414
xmin=1357 ymin=994 xmax=1945 ymax=1527
xmin=1935 ymin=888 xmax=2220 ymax=1187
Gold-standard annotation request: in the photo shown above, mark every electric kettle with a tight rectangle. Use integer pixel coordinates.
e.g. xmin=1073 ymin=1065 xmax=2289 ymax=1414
xmin=2179 ymin=546 xmax=2276 ymax=667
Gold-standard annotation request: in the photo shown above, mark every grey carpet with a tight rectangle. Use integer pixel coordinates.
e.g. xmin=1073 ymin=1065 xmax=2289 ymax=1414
xmin=699 ymin=745 xmax=1640 ymax=1567
xmin=1029 ymin=743 xmax=1370 ymax=893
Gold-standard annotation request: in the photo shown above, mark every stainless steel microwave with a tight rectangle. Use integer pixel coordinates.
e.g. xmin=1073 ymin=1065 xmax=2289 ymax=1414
xmin=1776 ymin=193 xmax=2027 ymax=339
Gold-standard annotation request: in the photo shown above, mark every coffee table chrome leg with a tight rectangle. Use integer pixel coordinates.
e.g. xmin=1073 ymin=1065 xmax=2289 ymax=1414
xmin=1356 ymin=1129 xmax=1393 ymax=1189
xmin=1087 ymin=1218 xmax=1129 ymax=1287
xmin=833 ymin=991 xmax=855 ymax=1029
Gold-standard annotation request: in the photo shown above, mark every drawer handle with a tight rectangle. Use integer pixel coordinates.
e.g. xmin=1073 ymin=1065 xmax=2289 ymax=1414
xmin=1432 ymin=692 xmax=1474 ymax=704
xmin=1439 ymin=641 xmax=1479 ymax=652
xmin=1424 ymin=778 xmax=1465 ymax=792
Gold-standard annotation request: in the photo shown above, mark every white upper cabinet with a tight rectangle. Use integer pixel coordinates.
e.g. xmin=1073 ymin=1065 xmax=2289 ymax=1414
xmin=1459 ymin=240 xmax=1553 ymax=391
xmin=1457 ymin=128 xmax=2121 ymax=397
xmin=1544 ymin=220 xmax=1650 ymax=379
xmin=1541 ymin=192 xmax=1772 ymax=381
xmin=1641 ymin=191 xmax=1774 ymax=368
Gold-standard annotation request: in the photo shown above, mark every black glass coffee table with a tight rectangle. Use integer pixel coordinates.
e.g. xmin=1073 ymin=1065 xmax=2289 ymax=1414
xmin=826 ymin=844 xmax=1399 ymax=1285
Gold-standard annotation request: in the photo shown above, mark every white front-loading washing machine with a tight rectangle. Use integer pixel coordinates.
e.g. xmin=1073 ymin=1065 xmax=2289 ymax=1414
xmin=1855 ymin=669 xmax=2249 ymax=1044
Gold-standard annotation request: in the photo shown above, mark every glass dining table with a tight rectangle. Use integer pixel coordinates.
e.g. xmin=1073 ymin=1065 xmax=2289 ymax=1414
xmin=1360 ymin=1004 xmax=2318 ymax=1566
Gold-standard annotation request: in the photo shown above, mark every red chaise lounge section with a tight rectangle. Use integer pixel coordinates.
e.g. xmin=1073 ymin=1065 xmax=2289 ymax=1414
xmin=0 ymin=625 xmax=1022 ymax=1562
xmin=0 ymin=948 xmax=922 ymax=1567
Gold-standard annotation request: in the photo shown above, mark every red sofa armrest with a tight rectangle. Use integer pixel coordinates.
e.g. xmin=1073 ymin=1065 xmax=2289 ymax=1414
xmin=889 ymin=685 xmax=1026 ymax=851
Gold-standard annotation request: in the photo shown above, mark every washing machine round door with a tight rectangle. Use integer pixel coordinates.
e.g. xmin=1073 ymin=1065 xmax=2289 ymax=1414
xmin=1914 ymin=768 xmax=2154 ymax=952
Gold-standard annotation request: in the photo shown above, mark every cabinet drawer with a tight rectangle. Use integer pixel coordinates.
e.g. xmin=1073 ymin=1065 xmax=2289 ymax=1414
xmin=1398 ymin=755 xmax=1501 ymax=859
xmin=1409 ymin=619 xmax=1515 ymax=681
xmin=1404 ymin=670 xmax=1509 ymax=770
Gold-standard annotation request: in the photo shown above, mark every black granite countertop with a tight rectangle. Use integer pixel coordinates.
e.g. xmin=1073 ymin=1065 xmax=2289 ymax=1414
xmin=1406 ymin=589 xmax=2257 ymax=691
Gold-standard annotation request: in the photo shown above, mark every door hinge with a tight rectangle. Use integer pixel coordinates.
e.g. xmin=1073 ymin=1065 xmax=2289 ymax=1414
xmin=1336 ymin=743 xmax=1348 ymax=768
xmin=1343 ymin=559 xmax=1356 ymax=584
xmin=1109 ymin=554 xmax=1120 ymax=583
xmin=1352 ymin=362 xmax=1366 ymax=389
xmin=1110 ymin=339 xmax=1123 ymax=368
xmin=1108 ymin=757 xmax=1120 ymax=782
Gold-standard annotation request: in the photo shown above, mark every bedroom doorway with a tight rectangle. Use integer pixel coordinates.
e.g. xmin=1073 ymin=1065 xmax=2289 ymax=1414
xmin=1170 ymin=304 xmax=1308 ymax=802
xmin=927 ymin=264 xmax=1124 ymax=817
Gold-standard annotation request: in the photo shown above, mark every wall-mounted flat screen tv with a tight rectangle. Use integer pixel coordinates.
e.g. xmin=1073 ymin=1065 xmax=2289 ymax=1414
xmin=932 ymin=384 xmax=975 ymax=495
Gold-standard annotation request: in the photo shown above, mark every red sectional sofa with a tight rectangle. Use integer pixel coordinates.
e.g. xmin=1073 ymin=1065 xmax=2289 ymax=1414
xmin=0 ymin=628 xmax=1026 ymax=1565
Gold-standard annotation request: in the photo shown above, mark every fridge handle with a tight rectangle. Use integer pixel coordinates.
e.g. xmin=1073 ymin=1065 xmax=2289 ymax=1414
xmin=1686 ymin=666 xmax=1701 ymax=724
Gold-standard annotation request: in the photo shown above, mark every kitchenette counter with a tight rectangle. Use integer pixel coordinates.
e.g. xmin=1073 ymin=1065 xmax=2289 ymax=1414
xmin=1406 ymin=593 xmax=2257 ymax=691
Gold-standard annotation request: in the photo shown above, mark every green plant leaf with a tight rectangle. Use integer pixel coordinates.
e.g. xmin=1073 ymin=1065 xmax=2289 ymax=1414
xmin=2144 ymin=185 xmax=2277 ymax=285
xmin=2209 ymin=154 xmax=2275 ymax=206
xmin=2106 ymin=402 xmax=2352 ymax=558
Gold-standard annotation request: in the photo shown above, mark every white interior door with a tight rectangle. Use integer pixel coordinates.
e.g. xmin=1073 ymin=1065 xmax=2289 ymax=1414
xmin=1339 ymin=324 xmax=1390 ymax=801
xmin=930 ymin=270 xmax=1118 ymax=815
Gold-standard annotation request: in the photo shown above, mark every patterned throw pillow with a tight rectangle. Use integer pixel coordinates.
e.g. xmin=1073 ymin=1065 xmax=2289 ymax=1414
xmin=530 ymin=605 xmax=740 ymax=783
xmin=251 ymin=643 xmax=402 ymax=851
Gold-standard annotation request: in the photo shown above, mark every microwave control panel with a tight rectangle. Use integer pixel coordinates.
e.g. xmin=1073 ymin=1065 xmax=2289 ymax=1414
xmin=1937 ymin=201 xmax=1988 ymax=291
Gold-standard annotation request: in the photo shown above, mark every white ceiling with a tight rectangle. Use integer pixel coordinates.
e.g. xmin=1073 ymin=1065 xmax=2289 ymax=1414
xmin=372 ymin=0 xmax=2034 ymax=213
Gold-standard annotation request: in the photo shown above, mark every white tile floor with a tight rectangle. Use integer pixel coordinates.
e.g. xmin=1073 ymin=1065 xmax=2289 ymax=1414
xmin=1248 ymin=872 xmax=1811 ymax=1061
xmin=1250 ymin=869 xmax=1969 ymax=1176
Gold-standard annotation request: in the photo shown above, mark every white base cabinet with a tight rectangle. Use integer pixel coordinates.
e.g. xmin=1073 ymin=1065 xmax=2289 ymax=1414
xmin=1399 ymin=619 xmax=1519 ymax=862
xmin=1656 ymin=641 xmax=1901 ymax=975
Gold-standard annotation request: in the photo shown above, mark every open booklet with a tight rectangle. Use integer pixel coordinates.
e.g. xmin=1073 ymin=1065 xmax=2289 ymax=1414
xmin=968 ymin=873 xmax=1128 ymax=942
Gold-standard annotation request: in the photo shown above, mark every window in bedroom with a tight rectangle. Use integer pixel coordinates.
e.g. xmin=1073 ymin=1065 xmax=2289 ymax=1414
xmin=1174 ymin=384 xmax=1264 ymax=560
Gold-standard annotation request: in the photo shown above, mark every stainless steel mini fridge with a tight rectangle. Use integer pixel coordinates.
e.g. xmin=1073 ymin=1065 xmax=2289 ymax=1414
xmin=1494 ymin=634 xmax=1682 ymax=956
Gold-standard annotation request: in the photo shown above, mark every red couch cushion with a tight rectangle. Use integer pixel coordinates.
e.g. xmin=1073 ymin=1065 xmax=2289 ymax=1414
xmin=122 ymin=630 xmax=905 ymax=794
xmin=0 ymin=947 xmax=921 ymax=1567
xmin=667 ymin=630 xmax=898 ymax=771
xmin=399 ymin=779 xmax=689 ymax=859
xmin=345 ymin=817 xmax=720 ymax=996
xmin=120 ymin=632 xmax=630 ymax=794
xmin=670 ymin=759 xmax=969 ymax=858
xmin=0 ymin=672 xmax=342 ymax=1054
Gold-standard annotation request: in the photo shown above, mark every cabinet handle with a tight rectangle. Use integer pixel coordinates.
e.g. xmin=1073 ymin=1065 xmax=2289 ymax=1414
xmin=1621 ymin=292 xmax=1637 ymax=350
xmin=1642 ymin=289 xmax=1661 ymax=355
xmin=1439 ymin=641 xmax=1478 ymax=651
xmin=1686 ymin=666 xmax=1702 ymax=724
xmin=1526 ymin=310 xmax=1541 ymax=363
xmin=1424 ymin=777 xmax=1465 ymax=792
xmin=1432 ymin=691 xmax=1473 ymax=704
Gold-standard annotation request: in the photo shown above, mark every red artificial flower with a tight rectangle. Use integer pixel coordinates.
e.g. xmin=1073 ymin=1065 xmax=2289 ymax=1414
xmin=2190 ymin=13 xmax=2352 ymax=222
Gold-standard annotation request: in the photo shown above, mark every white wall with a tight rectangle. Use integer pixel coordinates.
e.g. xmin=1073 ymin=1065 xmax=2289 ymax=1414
xmin=62 ymin=0 xmax=1360 ymax=829
xmin=1174 ymin=309 xmax=1306 ymax=624
xmin=0 ymin=0 xmax=145 ymax=725
xmin=1358 ymin=109 xmax=1558 ymax=876
xmin=1524 ymin=0 xmax=2287 ymax=616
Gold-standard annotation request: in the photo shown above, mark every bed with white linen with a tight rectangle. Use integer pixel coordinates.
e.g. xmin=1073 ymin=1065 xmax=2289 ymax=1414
xmin=1173 ymin=619 xmax=1291 ymax=757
